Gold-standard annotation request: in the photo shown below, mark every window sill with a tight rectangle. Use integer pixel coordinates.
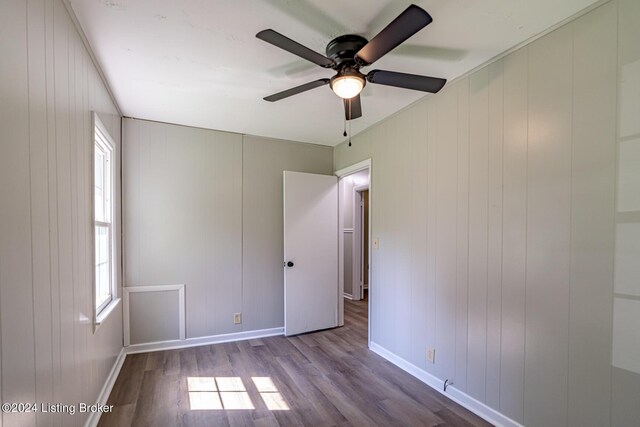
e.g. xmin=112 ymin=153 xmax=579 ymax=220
xmin=94 ymin=298 xmax=121 ymax=333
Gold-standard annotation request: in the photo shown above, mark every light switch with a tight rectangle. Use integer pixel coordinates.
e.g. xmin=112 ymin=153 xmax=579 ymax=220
xmin=373 ymin=237 xmax=379 ymax=249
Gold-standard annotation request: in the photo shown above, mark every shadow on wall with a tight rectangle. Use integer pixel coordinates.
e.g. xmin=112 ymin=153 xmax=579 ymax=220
xmin=611 ymin=38 xmax=640 ymax=423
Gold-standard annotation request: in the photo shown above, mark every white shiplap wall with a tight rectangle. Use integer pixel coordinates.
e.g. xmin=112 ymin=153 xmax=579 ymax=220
xmin=335 ymin=1 xmax=636 ymax=425
xmin=0 ymin=1 xmax=123 ymax=426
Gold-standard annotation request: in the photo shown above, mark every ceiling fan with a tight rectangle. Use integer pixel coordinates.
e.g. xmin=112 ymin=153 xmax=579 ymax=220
xmin=256 ymin=4 xmax=446 ymax=121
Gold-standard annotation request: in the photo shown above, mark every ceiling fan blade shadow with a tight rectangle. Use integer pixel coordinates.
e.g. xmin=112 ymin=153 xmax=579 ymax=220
xmin=257 ymin=29 xmax=334 ymax=68
xmin=367 ymin=69 xmax=446 ymax=93
xmin=390 ymin=44 xmax=467 ymax=62
xmin=264 ymin=78 xmax=330 ymax=102
xmin=355 ymin=4 xmax=432 ymax=66
xmin=343 ymin=95 xmax=362 ymax=120
xmin=266 ymin=60 xmax=319 ymax=78
xmin=263 ymin=0 xmax=349 ymax=39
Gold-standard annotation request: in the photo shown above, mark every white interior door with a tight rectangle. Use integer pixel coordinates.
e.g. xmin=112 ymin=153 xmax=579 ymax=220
xmin=283 ymin=171 xmax=338 ymax=336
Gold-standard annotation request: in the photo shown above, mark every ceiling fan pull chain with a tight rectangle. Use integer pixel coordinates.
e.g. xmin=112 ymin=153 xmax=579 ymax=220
xmin=348 ymin=101 xmax=352 ymax=147
xmin=343 ymin=115 xmax=347 ymax=138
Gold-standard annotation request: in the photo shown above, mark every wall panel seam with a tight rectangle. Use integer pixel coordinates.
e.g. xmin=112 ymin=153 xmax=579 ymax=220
xmin=484 ymin=73 xmax=490 ymax=402
xmin=454 ymin=85 xmax=460 ymax=386
xmin=522 ymin=43 xmax=529 ymax=423
xmin=53 ymin=1 xmax=63 ymax=407
xmin=566 ymin=22 xmax=575 ymax=425
xmin=609 ymin=2 xmax=620 ymax=425
xmin=241 ymin=135 xmax=244 ymax=332
xmin=44 ymin=0 xmax=56 ymax=409
xmin=498 ymin=62 xmax=505 ymax=411
xmin=26 ymin=0 xmax=39 ymax=407
xmin=68 ymin=28 xmax=79 ymax=399
xmin=466 ymin=81 xmax=472 ymax=393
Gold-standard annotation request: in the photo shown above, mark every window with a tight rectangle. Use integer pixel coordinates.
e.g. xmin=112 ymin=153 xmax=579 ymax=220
xmin=94 ymin=114 xmax=115 ymax=317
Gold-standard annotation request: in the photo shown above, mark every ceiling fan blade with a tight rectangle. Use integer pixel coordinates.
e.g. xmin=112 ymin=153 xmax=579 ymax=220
xmin=264 ymin=78 xmax=330 ymax=102
xmin=344 ymin=95 xmax=362 ymax=120
xmin=256 ymin=29 xmax=335 ymax=68
xmin=355 ymin=4 xmax=432 ymax=66
xmin=366 ymin=70 xmax=446 ymax=93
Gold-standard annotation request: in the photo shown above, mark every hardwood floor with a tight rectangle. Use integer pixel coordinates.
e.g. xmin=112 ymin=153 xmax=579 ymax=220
xmin=99 ymin=299 xmax=492 ymax=426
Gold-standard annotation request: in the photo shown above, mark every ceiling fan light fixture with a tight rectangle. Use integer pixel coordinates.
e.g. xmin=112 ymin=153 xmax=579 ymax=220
xmin=257 ymin=4 xmax=444 ymax=122
xmin=330 ymin=70 xmax=365 ymax=99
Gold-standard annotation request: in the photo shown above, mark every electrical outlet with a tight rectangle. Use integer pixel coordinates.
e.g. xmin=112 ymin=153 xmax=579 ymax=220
xmin=234 ymin=313 xmax=242 ymax=324
xmin=427 ymin=348 xmax=436 ymax=364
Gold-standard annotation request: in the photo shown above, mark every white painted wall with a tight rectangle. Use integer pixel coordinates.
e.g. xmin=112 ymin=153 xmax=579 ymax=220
xmin=0 ymin=1 xmax=123 ymax=426
xmin=123 ymin=119 xmax=333 ymax=341
xmin=335 ymin=1 xmax=639 ymax=425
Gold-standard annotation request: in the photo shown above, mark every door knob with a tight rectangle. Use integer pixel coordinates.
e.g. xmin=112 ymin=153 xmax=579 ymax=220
xmin=287 ymin=261 xmax=294 ymax=267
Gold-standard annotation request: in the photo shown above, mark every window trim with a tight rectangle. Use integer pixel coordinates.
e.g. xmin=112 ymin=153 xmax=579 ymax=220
xmin=95 ymin=221 xmax=112 ymax=314
xmin=92 ymin=112 xmax=118 ymax=329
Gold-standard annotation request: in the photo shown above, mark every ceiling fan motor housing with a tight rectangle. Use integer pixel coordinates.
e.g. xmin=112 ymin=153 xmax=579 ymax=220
xmin=326 ymin=34 xmax=369 ymax=69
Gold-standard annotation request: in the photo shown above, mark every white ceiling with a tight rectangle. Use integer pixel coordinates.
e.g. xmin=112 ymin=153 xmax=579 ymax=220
xmin=70 ymin=0 xmax=600 ymax=146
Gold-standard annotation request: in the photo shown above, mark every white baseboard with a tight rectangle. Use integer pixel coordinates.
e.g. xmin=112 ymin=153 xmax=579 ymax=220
xmin=84 ymin=347 xmax=126 ymax=427
xmin=125 ymin=327 xmax=284 ymax=354
xmin=369 ymin=342 xmax=523 ymax=427
xmin=343 ymin=293 xmax=353 ymax=300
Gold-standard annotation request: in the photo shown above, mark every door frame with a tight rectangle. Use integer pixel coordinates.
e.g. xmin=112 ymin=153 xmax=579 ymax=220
xmin=353 ymin=184 xmax=369 ymax=301
xmin=335 ymin=159 xmax=372 ymax=347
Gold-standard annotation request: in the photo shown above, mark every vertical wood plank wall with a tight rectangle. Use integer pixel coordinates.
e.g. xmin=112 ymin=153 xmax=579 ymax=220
xmin=241 ymin=136 xmax=334 ymax=330
xmin=123 ymin=120 xmax=333 ymax=341
xmin=611 ymin=0 xmax=640 ymax=425
xmin=569 ymin=5 xmax=617 ymax=426
xmin=335 ymin=2 xmax=633 ymax=425
xmin=0 ymin=1 xmax=123 ymax=426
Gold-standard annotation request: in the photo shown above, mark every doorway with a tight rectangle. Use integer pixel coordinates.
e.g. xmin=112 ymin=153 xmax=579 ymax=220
xmin=336 ymin=159 xmax=371 ymax=346
xmin=358 ymin=189 xmax=369 ymax=301
xmin=351 ymin=184 xmax=369 ymax=301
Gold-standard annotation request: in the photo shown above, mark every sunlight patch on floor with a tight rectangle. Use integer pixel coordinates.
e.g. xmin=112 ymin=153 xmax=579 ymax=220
xmin=216 ymin=376 xmax=246 ymax=392
xmin=187 ymin=376 xmax=289 ymax=411
xmin=187 ymin=376 xmax=217 ymax=392
xmin=252 ymin=377 xmax=290 ymax=411
xmin=220 ymin=391 xmax=255 ymax=410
